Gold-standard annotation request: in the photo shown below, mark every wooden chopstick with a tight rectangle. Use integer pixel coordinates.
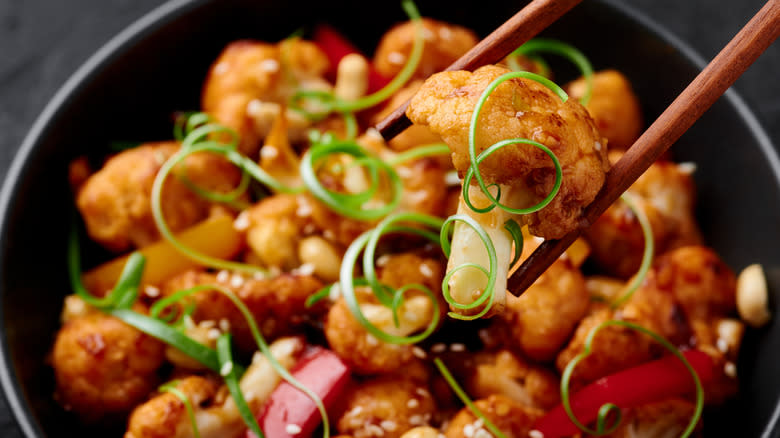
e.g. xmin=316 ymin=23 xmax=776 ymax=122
xmin=507 ymin=0 xmax=780 ymax=296
xmin=375 ymin=0 xmax=583 ymax=140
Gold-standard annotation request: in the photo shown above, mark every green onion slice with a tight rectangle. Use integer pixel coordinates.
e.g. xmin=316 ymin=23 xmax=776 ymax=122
xmin=610 ymin=193 xmax=654 ymax=307
xmin=434 ymin=358 xmax=509 ymax=438
xmin=217 ymin=334 xmax=264 ymax=438
xmin=386 ymin=143 xmax=451 ymax=167
xmin=560 ymin=320 xmax=704 ymax=437
xmin=159 ymin=381 xmax=202 ymax=438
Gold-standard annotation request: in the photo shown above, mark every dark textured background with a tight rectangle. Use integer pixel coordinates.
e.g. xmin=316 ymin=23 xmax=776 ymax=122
xmin=0 ymin=0 xmax=777 ymax=437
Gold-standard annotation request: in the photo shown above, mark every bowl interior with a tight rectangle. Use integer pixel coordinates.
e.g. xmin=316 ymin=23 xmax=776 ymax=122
xmin=2 ymin=0 xmax=779 ymax=436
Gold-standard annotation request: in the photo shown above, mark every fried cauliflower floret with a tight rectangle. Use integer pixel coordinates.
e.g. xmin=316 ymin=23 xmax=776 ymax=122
xmin=372 ymin=80 xmax=445 ymax=155
xmin=407 ymin=65 xmax=609 ymax=239
xmin=75 ymin=142 xmax=242 ymax=252
xmin=396 ymin=156 xmax=449 ymax=217
xmin=374 ymin=18 xmax=478 ymax=80
xmin=444 ymin=394 xmax=544 ymax=438
xmin=585 ymin=152 xmax=702 ymax=278
xmin=566 ymin=70 xmax=643 ymax=150
xmin=52 ymin=312 xmax=165 ymax=421
xmin=603 ymin=398 xmax=698 ymax=438
xmin=161 ymin=269 xmax=323 ymax=352
xmin=244 ymin=193 xmax=370 ymax=270
xmin=338 ymin=376 xmax=437 ymax=438
xmin=462 ymin=350 xmax=560 ymax=410
xmin=126 ymin=337 xmax=305 ymax=438
xmin=325 ymin=253 xmax=444 ymax=375
xmin=502 ymin=257 xmax=589 ymax=362
xmin=125 ymin=376 xmax=221 ymax=438
xmin=202 ymin=39 xmax=330 ymax=155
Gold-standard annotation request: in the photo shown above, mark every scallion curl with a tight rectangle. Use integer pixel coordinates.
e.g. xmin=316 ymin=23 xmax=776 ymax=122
xmin=217 ymin=334 xmax=264 ymax=438
xmin=510 ymin=38 xmax=594 ymax=105
xmin=610 ymin=193 xmax=654 ymax=307
xmin=386 ymin=143 xmax=451 ymax=167
xmin=465 ymin=72 xmax=565 ymax=215
xmin=340 ymin=212 xmax=443 ymax=344
xmin=560 ymin=320 xmax=704 ymax=437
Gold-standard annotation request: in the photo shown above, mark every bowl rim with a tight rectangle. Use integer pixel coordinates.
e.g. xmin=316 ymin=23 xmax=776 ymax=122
xmin=0 ymin=0 xmax=777 ymax=437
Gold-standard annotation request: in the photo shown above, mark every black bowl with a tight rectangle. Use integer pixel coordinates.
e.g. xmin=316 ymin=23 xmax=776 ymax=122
xmin=1 ymin=0 xmax=778 ymax=436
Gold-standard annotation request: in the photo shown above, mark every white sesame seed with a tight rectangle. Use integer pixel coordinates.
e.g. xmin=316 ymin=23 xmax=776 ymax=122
xmin=594 ymin=141 xmax=602 ymax=151
xmin=323 ymin=230 xmax=336 ymax=240
xmin=724 ymin=361 xmax=737 ymax=378
xmin=716 ymin=338 xmax=729 ymax=353
xmin=207 ymin=328 xmax=222 ymax=340
xmin=295 ymin=263 xmax=316 ymax=276
xmin=439 ymin=27 xmax=453 ymax=40
xmin=445 ymin=170 xmax=461 ymax=186
xmin=296 ymin=201 xmax=313 ymax=217
xmin=474 ymin=428 xmax=492 ymax=438
xmin=303 ymin=224 xmax=316 ymax=235
xmin=183 ymin=315 xmax=196 ymax=330
xmin=409 ymin=414 xmax=424 ymax=426
xmin=253 ymin=271 xmax=267 ymax=280
xmin=366 ymin=424 xmax=385 ymax=437
xmin=473 ymin=419 xmax=484 ymax=430
xmin=419 ymin=264 xmax=434 ymax=278
xmin=260 ymin=145 xmax=279 ymax=159
xmin=422 ymin=27 xmax=435 ymax=40
xmin=220 ymin=361 xmax=234 ymax=376
xmin=450 ymin=343 xmax=466 ymax=352
xmin=412 ymin=346 xmax=427 ymax=359
xmin=396 ymin=166 xmax=413 ymax=178
xmin=216 ymin=270 xmax=230 ymax=283
xmin=285 ymin=424 xmax=302 ymax=435
xmin=380 ymin=420 xmax=398 ymax=432
xmin=144 ymin=285 xmax=160 ymax=298
xmin=366 ymin=334 xmax=379 ymax=346
xmin=388 ymin=51 xmax=406 ymax=65
xmin=463 ymin=424 xmax=475 ymax=438
xmin=407 ymin=398 xmax=420 ymax=409
xmin=246 ymin=99 xmax=263 ymax=116
xmin=219 ymin=318 xmax=231 ymax=332
xmin=678 ymin=162 xmax=697 ymax=174
xmin=199 ymin=320 xmax=216 ymax=329
xmin=515 ymin=111 xmax=525 ymax=118
xmin=230 ymin=274 xmax=245 ymax=288
xmin=260 ymin=59 xmax=280 ymax=73
xmin=431 ymin=343 xmax=446 ymax=353
xmin=415 ymin=388 xmax=430 ymax=398
xmin=349 ymin=406 xmax=364 ymax=416
xmin=376 ymin=254 xmax=391 ymax=267
xmin=214 ymin=62 xmax=229 ymax=75
xmin=528 ymin=430 xmax=544 ymax=438
xmin=233 ymin=211 xmax=250 ymax=231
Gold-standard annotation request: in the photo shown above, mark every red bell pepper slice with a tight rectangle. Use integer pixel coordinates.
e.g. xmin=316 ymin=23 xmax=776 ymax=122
xmin=535 ymin=349 xmax=715 ymax=437
xmin=248 ymin=346 xmax=351 ymax=438
xmin=313 ymin=24 xmax=391 ymax=94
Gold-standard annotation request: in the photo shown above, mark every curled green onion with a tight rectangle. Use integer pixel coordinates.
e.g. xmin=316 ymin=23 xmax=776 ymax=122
xmin=159 ymin=381 xmax=202 ymax=438
xmin=217 ymin=334 xmax=264 ymax=438
xmin=510 ymin=38 xmax=594 ymax=105
xmin=560 ymin=320 xmax=704 ymax=437
xmin=503 ymin=219 xmax=524 ymax=268
xmin=290 ymin=0 xmax=423 ymax=118
xmin=434 ymin=358 xmax=509 ymax=438
xmin=610 ymin=193 xmax=654 ymax=307
xmin=340 ymin=212 xmax=443 ymax=344
xmin=465 ymin=72 xmax=565 ymax=215
xmin=300 ymin=140 xmax=402 ymax=220
xmin=439 ymin=214 xmax=497 ymax=320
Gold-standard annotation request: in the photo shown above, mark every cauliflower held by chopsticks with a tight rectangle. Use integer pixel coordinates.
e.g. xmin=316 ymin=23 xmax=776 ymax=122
xmin=407 ymin=65 xmax=609 ymax=316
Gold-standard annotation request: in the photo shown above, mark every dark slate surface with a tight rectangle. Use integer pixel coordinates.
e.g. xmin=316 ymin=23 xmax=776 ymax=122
xmin=0 ymin=1 xmax=777 ymax=437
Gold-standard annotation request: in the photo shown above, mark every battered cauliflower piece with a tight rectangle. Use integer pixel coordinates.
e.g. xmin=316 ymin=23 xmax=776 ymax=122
xmin=52 ymin=312 xmax=165 ymax=421
xmin=407 ymin=65 xmax=609 ymax=239
xmin=585 ymin=152 xmax=702 ymax=278
xmin=160 ymin=269 xmax=323 ymax=352
xmin=126 ymin=337 xmax=305 ymax=438
xmin=244 ymin=193 xmax=370 ymax=270
xmin=407 ymin=65 xmax=608 ymax=315
xmin=566 ymin=70 xmax=643 ymax=150
xmin=502 ymin=257 xmax=589 ymax=362
xmin=325 ymin=253 xmax=444 ymax=375
xmin=462 ymin=350 xmax=560 ymax=410
xmin=443 ymin=394 xmax=544 ymax=438
xmin=373 ymin=18 xmax=478 ymax=80
xmin=338 ymin=376 xmax=437 ymax=438
xmin=202 ymin=39 xmax=330 ymax=155
xmin=75 ymin=141 xmax=242 ymax=252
